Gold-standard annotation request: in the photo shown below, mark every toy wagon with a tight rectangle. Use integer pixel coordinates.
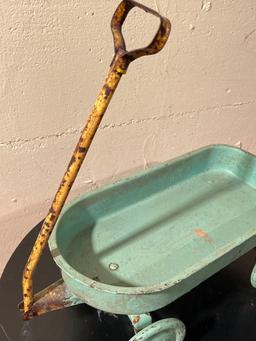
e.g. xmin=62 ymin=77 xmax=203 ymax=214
xmin=19 ymin=1 xmax=256 ymax=340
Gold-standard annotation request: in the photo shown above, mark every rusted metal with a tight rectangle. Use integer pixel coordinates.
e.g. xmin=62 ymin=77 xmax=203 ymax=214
xmin=22 ymin=60 xmax=123 ymax=320
xmin=19 ymin=279 xmax=83 ymax=318
xmin=111 ymin=0 xmax=171 ymax=65
xmin=129 ymin=313 xmax=152 ymax=334
xmin=22 ymin=0 xmax=171 ymax=319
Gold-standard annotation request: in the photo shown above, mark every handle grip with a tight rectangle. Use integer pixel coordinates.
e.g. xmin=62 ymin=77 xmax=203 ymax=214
xmin=111 ymin=0 xmax=171 ymax=62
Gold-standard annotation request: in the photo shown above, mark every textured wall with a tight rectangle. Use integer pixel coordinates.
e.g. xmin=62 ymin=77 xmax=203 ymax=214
xmin=1 ymin=0 xmax=256 ymax=274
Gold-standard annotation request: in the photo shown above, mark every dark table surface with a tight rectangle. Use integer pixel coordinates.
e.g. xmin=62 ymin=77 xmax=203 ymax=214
xmin=0 ymin=221 xmax=256 ymax=341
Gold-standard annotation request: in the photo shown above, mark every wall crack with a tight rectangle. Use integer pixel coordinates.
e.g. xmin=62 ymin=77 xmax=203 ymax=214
xmin=0 ymin=100 xmax=254 ymax=150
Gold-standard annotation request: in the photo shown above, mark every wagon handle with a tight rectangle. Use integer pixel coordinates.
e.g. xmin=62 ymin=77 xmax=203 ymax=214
xmin=111 ymin=0 xmax=171 ymax=65
xmin=22 ymin=0 xmax=171 ymax=319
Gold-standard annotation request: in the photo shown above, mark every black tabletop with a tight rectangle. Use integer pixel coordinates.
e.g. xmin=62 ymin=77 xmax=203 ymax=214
xmin=0 ymin=221 xmax=256 ymax=341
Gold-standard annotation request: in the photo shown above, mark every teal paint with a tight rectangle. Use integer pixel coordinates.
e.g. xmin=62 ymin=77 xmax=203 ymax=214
xmin=251 ymin=264 xmax=256 ymax=288
xmin=128 ymin=313 xmax=152 ymax=333
xmin=128 ymin=318 xmax=186 ymax=341
xmin=48 ymin=144 xmax=256 ymax=315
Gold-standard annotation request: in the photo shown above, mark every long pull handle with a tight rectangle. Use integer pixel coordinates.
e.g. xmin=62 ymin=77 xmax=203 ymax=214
xmin=22 ymin=0 xmax=171 ymax=319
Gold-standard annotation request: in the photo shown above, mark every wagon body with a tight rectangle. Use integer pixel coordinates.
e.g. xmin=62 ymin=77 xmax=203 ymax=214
xmin=49 ymin=145 xmax=256 ymax=315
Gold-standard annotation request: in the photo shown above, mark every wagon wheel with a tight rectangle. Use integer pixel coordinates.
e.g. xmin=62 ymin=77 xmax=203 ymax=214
xmin=129 ymin=318 xmax=186 ymax=341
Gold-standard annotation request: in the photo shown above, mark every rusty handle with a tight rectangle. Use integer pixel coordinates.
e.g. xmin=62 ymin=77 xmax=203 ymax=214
xmin=111 ymin=0 xmax=171 ymax=63
xmin=22 ymin=0 xmax=171 ymax=319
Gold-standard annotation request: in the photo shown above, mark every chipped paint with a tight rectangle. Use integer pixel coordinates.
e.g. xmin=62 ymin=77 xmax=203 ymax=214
xmin=133 ymin=315 xmax=140 ymax=324
xmin=129 ymin=313 xmax=152 ymax=334
xmin=195 ymin=228 xmax=212 ymax=243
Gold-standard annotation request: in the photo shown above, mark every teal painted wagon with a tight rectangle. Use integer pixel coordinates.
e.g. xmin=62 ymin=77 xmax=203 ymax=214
xmin=21 ymin=145 xmax=256 ymax=340
xmin=20 ymin=1 xmax=256 ymax=340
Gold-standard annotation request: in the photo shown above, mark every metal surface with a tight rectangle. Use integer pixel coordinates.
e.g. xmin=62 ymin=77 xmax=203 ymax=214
xmin=128 ymin=318 xmax=186 ymax=341
xmin=21 ymin=0 xmax=171 ymax=318
xmin=19 ymin=279 xmax=83 ymax=318
xmin=47 ymin=145 xmax=256 ymax=315
xmin=128 ymin=314 xmax=152 ymax=333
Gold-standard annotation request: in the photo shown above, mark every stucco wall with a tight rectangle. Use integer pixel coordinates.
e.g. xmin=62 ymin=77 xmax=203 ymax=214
xmin=1 ymin=0 xmax=256 ymax=274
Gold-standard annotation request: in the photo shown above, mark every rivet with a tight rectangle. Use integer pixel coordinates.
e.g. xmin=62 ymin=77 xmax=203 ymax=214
xmin=109 ymin=263 xmax=119 ymax=271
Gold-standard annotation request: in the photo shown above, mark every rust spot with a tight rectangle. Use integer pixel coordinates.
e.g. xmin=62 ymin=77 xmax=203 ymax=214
xmin=68 ymin=155 xmax=76 ymax=167
xmin=50 ymin=214 xmax=55 ymax=222
xmin=78 ymin=146 xmax=87 ymax=153
xmin=195 ymin=229 xmax=212 ymax=243
xmin=61 ymin=179 xmax=66 ymax=184
xmin=104 ymin=84 xmax=112 ymax=98
xmin=49 ymin=207 xmax=55 ymax=214
xmin=133 ymin=315 xmax=140 ymax=324
xmin=23 ymin=310 xmax=32 ymax=320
